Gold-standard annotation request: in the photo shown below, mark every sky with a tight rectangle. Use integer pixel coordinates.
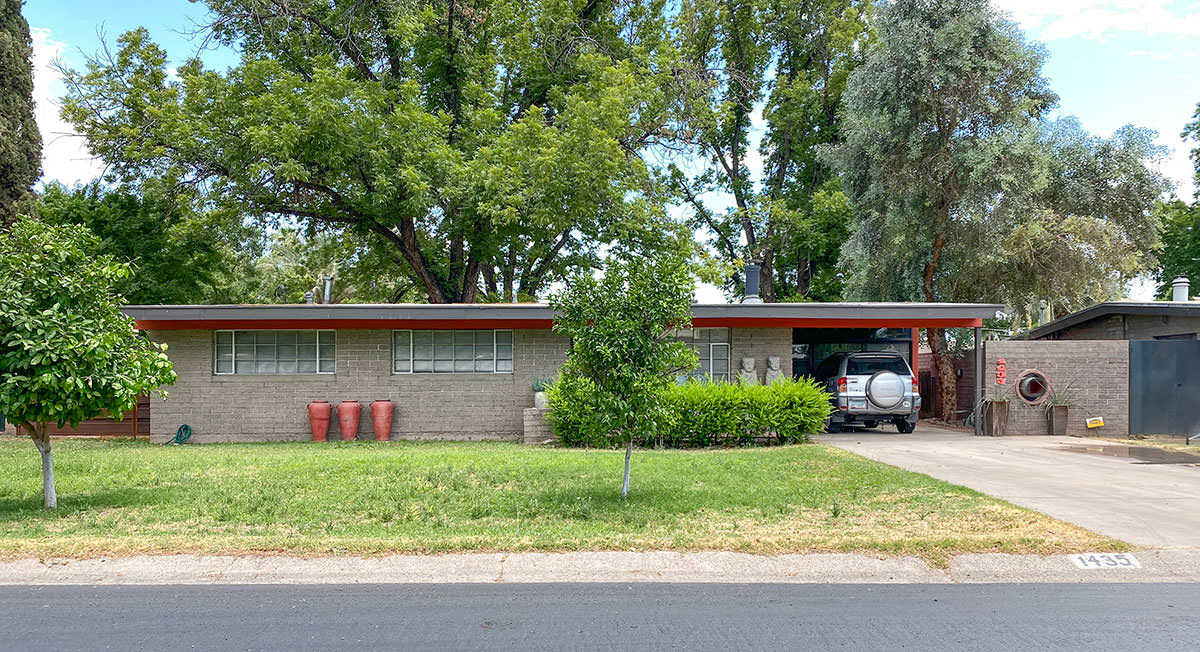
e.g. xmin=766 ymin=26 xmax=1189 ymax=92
xmin=23 ymin=0 xmax=1200 ymax=302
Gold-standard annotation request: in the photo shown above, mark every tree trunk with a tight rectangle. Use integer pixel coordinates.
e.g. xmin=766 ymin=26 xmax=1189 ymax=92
xmin=760 ymin=247 xmax=775 ymax=303
xmin=620 ymin=437 xmax=633 ymax=500
xmin=26 ymin=422 xmax=57 ymax=509
xmin=926 ymin=328 xmax=957 ymax=423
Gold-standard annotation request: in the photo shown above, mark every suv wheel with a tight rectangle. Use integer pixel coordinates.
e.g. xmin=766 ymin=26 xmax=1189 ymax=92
xmin=894 ymin=419 xmax=914 ymax=434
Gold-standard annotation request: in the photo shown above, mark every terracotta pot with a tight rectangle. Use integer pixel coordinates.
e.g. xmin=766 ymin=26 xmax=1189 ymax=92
xmin=1047 ymin=404 xmax=1069 ymax=436
xmin=307 ymin=400 xmax=331 ymax=442
xmin=337 ymin=401 xmax=362 ymax=441
xmin=370 ymin=400 xmax=395 ymax=442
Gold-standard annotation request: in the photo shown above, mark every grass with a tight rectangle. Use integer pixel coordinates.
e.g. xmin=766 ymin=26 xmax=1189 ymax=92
xmin=0 ymin=437 xmax=1124 ymax=564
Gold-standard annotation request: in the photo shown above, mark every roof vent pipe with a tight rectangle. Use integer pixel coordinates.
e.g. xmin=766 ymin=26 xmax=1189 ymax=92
xmin=1172 ymin=275 xmax=1190 ymax=302
xmin=304 ymin=290 xmax=315 ymax=304
xmin=323 ymin=275 xmax=333 ymax=304
xmin=743 ymin=263 xmax=763 ymax=304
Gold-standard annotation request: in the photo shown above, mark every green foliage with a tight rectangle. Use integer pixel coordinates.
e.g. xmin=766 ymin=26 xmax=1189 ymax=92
xmin=530 ymin=377 xmax=553 ymax=393
xmin=549 ymin=255 xmax=699 ymax=447
xmin=36 ymin=182 xmax=259 ymax=304
xmin=0 ymin=0 xmax=41 ymax=226
xmin=59 ymin=1 xmax=686 ymax=303
xmin=672 ymin=0 xmax=871 ymax=301
xmin=1154 ymin=199 xmax=1200 ymax=296
xmin=0 ymin=216 xmax=177 ymax=429
xmin=1184 ymin=101 xmax=1200 ymax=198
xmin=549 ymin=378 xmax=832 ymax=448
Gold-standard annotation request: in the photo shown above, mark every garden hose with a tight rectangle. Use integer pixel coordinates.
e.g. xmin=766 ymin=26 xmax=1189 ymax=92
xmin=164 ymin=424 xmax=192 ymax=445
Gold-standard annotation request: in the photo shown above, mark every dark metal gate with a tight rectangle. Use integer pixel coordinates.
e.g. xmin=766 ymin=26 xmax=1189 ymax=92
xmin=1129 ymin=340 xmax=1200 ymax=435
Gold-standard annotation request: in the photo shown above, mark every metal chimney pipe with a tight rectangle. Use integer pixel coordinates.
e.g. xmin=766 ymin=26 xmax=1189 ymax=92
xmin=304 ymin=290 xmax=315 ymax=304
xmin=1172 ymin=275 xmax=1190 ymax=302
xmin=743 ymin=263 xmax=763 ymax=304
xmin=323 ymin=275 xmax=333 ymax=304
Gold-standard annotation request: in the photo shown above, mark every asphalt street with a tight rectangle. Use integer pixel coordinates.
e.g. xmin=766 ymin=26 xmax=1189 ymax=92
xmin=2 ymin=582 xmax=1196 ymax=651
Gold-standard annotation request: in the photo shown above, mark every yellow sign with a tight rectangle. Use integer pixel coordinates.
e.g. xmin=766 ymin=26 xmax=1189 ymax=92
xmin=1086 ymin=417 xmax=1105 ymax=429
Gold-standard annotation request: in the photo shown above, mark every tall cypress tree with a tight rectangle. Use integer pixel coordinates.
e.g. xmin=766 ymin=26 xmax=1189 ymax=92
xmin=0 ymin=0 xmax=41 ymax=228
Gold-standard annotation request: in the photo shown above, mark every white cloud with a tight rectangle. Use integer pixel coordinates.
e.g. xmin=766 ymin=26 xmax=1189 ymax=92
xmin=30 ymin=27 xmax=105 ymax=187
xmin=994 ymin=1 xmax=1200 ymax=41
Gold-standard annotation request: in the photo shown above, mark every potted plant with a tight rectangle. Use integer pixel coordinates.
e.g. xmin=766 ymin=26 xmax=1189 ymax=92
xmin=980 ymin=392 xmax=1010 ymax=437
xmin=531 ymin=378 xmax=553 ymax=410
xmin=1044 ymin=381 xmax=1077 ymax=436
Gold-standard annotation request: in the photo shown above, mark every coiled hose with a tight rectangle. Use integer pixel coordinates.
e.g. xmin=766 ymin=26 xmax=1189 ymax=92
xmin=163 ymin=424 xmax=192 ymax=445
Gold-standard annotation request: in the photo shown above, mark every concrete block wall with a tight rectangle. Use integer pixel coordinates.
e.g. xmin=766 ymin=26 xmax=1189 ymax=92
xmin=148 ymin=329 xmax=568 ymax=443
xmin=522 ymin=408 xmax=553 ymax=444
xmin=147 ymin=326 xmax=796 ymax=443
xmin=730 ymin=328 xmax=792 ymax=382
xmin=984 ymin=340 xmax=1128 ymax=437
xmin=1053 ymin=314 xmax=1200 ymax=340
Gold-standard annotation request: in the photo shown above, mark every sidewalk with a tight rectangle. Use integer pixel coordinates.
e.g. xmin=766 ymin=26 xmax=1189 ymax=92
xmin=3 ymin=549 xmax=1200 ymax=585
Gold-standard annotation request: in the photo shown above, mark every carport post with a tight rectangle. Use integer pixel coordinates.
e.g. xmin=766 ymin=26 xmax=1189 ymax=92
xmin=974 ymin=326 xmax=983 ymax=436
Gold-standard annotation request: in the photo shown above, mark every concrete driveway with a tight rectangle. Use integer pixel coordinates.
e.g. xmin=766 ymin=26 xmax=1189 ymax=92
xmin=821 ymin=425 xmax=1200 ymax=549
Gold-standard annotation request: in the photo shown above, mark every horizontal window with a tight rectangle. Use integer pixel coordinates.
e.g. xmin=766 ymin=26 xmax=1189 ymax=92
xmin=214 ymin=330 xmax=335 ymax=375
xmin=393 ymin=330 xmax=512 ymax=374
xmin=674 ymin=328 xmax=731 ymax=382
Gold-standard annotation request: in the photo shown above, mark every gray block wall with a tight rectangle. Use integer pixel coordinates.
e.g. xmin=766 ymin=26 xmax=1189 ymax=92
xmin=1051 ymin=314 xmax=1200 ymax=340
xmin=148 ymin=327 xmax=795 ymax=442
xmin=147 ymin=329 xmax=568 ymax=443
xmin=984 ymin=340 xmax=1128 ymax=436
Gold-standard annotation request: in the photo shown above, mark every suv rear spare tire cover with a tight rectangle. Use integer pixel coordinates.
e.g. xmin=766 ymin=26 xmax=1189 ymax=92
xmin=865 ymin=371 xmax=905 ymax=409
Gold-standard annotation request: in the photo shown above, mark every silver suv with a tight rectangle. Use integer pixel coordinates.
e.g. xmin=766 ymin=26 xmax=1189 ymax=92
xmin=814 ymin=352 xmax=920 ymax=433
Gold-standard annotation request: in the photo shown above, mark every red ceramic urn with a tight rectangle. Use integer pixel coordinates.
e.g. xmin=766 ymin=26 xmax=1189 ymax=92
xmin=370 ymin=400 xmax=395 ymax=442
xmin=307 ymin=400 xmax=331 ymax=442
xmin=337 ymin=401 xmax=362 ymax=441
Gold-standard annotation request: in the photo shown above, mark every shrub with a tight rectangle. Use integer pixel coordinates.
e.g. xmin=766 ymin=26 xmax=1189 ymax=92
xmin=549 ymin=377 xmax=832 ymax=448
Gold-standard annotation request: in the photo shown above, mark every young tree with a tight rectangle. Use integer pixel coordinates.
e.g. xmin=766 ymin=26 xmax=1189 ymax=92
xmin=59 ymin=1 xmax=683 ymax=303
xmin=0 ymin=0 xmax=41 ymax=228
xmin=828 ymin=0 xmax=1055 ymax=419
xmin=549 ymin=255 xmax=697 ymax=499
xmin=0 ymin=218 xmax=176 ymax=509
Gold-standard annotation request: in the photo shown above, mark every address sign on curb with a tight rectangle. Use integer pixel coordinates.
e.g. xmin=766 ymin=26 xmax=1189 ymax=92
xmin=1068 ymin=553 xmax=1141 ymax=569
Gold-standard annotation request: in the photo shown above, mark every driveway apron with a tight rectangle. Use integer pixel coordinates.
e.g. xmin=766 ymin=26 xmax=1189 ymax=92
xmin=821 ymin=426 xmax=1200 ymax=549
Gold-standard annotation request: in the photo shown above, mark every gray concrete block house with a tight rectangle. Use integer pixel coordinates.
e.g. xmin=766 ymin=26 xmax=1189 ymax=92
xmin=124 ymin=302 xmax=998 ymax=443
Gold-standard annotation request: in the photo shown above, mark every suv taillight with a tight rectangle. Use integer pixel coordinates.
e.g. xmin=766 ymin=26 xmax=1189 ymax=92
xmin=912 ymin=377 xmax=918 ymax=393
xmin=837 ymin=377 xmax=847 ymax=393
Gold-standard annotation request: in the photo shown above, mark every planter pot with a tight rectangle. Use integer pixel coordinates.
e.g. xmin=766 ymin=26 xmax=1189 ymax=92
xmin=307 ymin=400 xmax=332 ymax=442
xmin=370 ymin=400 xmax=395 ymax=442
xmin=533 ymin=391 xmax=549 ymax=410
xmin=982 ymin=400 xmax=1010 ymax=437
xmin=337 ymin=401 xmax=362 ymax=441
xmin=1047 ymin=405 xmax=1069 ymax=436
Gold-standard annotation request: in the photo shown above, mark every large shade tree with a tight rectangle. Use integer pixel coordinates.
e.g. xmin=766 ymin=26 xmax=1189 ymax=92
xmin=0 ymin=218 xmax=176 ymax=509
xmin=1155 ymin=101 xmax=1200 ymax=294
xmin=828 ymin=0 xmax=1056 ymax=419
xmin=60 ymin=0 xmax=684 ymax=303
xmin=0 ymin=0 xmax=41 ymax=228
xmin=673 ymin=0 xmax=870 ymax=301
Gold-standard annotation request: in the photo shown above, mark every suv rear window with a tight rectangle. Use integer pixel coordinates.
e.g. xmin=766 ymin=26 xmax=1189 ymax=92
xmin=845 ymin=356 xmax=909 ymax=376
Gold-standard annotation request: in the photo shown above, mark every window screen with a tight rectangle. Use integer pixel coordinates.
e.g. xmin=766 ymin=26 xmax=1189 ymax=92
xmin=214 ymin=330 xmax=335 ymax=375
xmin=394 ymin=330 xmax=513 ymax=374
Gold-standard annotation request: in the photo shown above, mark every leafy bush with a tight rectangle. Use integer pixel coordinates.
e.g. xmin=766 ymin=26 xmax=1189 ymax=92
xmin=549 ymin=377 xmax=832 ymax=448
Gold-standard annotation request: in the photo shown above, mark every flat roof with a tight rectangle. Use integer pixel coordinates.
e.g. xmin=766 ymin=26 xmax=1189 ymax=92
xmin=1026 ymin=301 xmax=1200 ymax=339
xmin=125 ymin=302 xmax=1001 ymax=331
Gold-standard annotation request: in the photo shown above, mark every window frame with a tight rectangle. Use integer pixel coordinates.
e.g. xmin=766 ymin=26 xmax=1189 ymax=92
xmin=676 ymin=327 xmax=731 ymax=382
xmin=392 ymin=329 xmax=514 ymax=375
xmin=213 ymin=329 xmax=336 ymax=376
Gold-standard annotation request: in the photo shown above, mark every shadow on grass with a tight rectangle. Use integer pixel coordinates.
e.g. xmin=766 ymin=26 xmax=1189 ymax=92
xmin=0 ymin=485 xmax=174 ymax=522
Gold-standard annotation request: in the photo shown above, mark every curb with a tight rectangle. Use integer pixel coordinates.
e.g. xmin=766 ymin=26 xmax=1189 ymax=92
xmin=2 ymin=549 xmax=1199 ymax=585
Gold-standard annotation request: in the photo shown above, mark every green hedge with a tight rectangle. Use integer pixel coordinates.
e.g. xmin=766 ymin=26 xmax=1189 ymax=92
xmin=547 ymin=377 xmax=832 ymax=448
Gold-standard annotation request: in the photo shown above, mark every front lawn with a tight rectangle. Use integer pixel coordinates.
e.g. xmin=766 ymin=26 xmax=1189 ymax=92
xmin=0 ymin=438 xmax=1123 ymax=562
